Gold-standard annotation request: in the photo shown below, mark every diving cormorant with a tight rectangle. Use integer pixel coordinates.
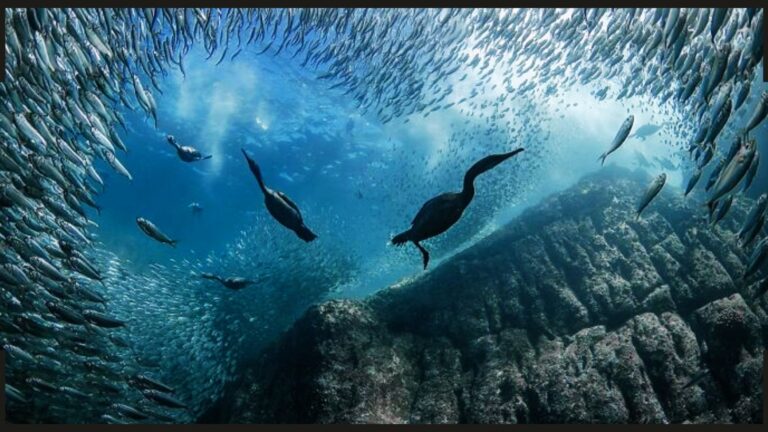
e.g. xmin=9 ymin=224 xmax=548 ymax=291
xmin=200 ymin=273 xmax=254 ymax=290
xmin=241 ymin=149 xmax=317 ymax=242
xmin=167 ymin=135 xmax=212 ymax=162
xmin=392 ymin=148 xmax=524 ymax=269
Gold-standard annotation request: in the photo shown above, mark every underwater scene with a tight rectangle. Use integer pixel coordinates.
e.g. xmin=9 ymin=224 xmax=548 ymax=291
xmin=1 ymin=7 xmax=767 ymax=424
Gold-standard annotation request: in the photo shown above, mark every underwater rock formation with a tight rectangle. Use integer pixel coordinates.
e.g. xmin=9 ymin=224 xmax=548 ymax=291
xmin=223 ymin=167 xmax=766 ymax=423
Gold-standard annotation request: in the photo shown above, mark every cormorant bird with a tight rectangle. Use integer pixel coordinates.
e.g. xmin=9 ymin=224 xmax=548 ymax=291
xmin=167 ymin=135 xmax=212 ymax=162
xmin=241 ymin=149 xmax=317 ymax=242
xmin=200 ymin=273 xmax=254 ymax=290
xmin=188 ymin=202 xmax=203 ymax=215
xmin=392 ymin=148 xmax=524 ymax=269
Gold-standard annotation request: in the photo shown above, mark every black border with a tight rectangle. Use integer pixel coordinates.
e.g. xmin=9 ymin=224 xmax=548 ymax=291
xmin=1 ymin=349 xmax=5 ymax=425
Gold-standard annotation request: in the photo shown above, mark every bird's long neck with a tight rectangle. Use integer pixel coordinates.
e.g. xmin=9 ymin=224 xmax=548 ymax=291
xmin=168 ymin=138 xmax=180 ymax=151
xmin=245 ymin=157 xmax=268 ymax=195
xmin=201 ymin=273 xmax=222 ymax=282
xmin=460 ymin=173 xmax=476 ymax=204
xmin=459 ymin=148 xmax=524 ymax=204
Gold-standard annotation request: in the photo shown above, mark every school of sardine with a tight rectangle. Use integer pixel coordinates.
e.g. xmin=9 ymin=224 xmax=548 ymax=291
xmin=1 ymin=7 xmax=766 ymax=423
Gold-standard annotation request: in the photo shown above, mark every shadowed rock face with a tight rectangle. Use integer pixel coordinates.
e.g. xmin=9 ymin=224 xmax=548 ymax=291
xmin=223 ymin=167 xmax=767 ymax=424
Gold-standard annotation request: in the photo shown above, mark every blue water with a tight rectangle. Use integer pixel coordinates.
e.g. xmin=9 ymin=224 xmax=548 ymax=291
xmin=91 ymin=47 xmax=768 ymax=301
xmin=4 ymin=8 xmax=768 ymax=424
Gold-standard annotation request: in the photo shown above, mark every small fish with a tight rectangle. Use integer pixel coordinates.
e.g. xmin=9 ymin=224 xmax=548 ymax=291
xmin=136 ymin=217 xmax=178 ymax=247
xmin=741 ymin=151 xmax=760 ymax=192
xmin=27 ymin=377 xmax=57 ymax=392
xmin=29 ymin=256 xmax=67 ymax=282
xmin=3 ymin=343 xmax=36 ymax=363
xmin=711 ymin=195 xmax=734 ymax=225
xmin=132 ymin=374 xmax=175 ymax=393
xmin=744 ymin=92 xmax=768 ymax=133
xmin=739 ymin=194 xmax=768 ymax=239
xmin=103 ymin=150 xmax=133 ymax=181
xmin=636 ymin=173 xmax=666 ymax=219
xmin=59 ymin=386 xmax=90 ymax=399
xmin=67 ymin=255 xmax=104 ymax=283
xmin=705 ymin=98 xmax=732 ymax=143
xmin=598 ymin=115 xmax=634 ymax=165
xmin=46 ymin=301 xmax=87 ymax=325
xmin=708 ymin=138 xmax=756 ymax=205
xmin=705 ymin=159 xmax=727 ymax=192
xmin=683 ymin=168 xmax=701 ymax=196
xmin=740 ymin=215 xmax=765 ymax=248
xmin=5 ymin=383 xmax=27 ymax=404
xmin=142 ymin=389 xmax=187 ymax=409
xmin=100 ymin=414 xmax=127 ymax=424
xmin=83 ymin=310 xmax=126 ymax=328
xmin=111 ymin=403 xmax=149 ymax=420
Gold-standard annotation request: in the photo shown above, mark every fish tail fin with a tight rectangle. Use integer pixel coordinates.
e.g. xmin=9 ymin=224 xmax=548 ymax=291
xmin=414 ymin=241 xmax=430 ymax=270
xmin=391 ymin=230 xmax=411 ymax=246
xmin=296 ymin=225 xmax=317 ymax=242
xmin=170 ymin=240 xmax=178 ymax=248
xmin=598 ymin=153 xmax=607 ymax=166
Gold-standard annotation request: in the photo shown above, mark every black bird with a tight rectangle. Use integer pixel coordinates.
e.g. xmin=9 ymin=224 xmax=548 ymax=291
xmin=167 ymin=135 xmax=212 ymax=162
xmin=241 ymin=149 xmax=317 ymax=242
xmin=200 ymin=273 xmax=254 ymax=290
xmin=392 ymin=148 xmax=524 ymax=269
xmin=188 ymin=202 xmax=203 ymax=215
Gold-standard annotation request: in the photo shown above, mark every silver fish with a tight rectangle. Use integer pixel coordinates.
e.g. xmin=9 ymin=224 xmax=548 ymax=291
xmin=709 ymin=138 xmax=756 ymax=205
xmin=598 ymin=114 xmax=634 ymax=165
xmin=136 ymin=217 xmax=178 ymax=247
xmin=744 ymin=91 xmax=768 ymax=133
xmin=636 ymin=173 xmax=666 ymax=219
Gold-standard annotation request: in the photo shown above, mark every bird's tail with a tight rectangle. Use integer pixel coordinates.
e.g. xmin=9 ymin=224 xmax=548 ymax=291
xmin=202 ymin=155 xmax=213 ymax=160
xmin=391 ymin=230 xmax=411 ymax=245
xmin=200 ymin=273 xmax=217 ymax=281
xmin=296 ymin=225 xmax=318 ymax=242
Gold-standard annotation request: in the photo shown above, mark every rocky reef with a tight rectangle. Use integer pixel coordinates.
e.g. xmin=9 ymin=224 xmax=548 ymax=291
xmin=221 ymin=167 xmax=766 ymax=423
